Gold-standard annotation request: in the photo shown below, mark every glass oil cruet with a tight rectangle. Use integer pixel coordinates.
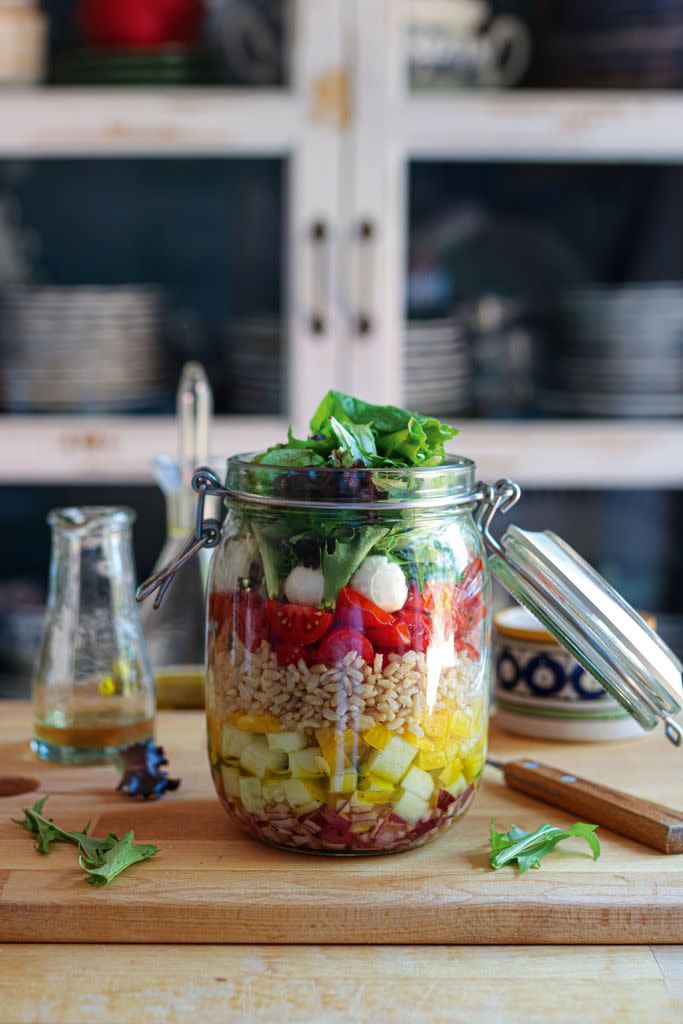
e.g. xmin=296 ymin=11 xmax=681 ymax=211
xmin=32 ymin=506 xmax=155 ymax=764
xmin=140 ymin=362 xmax=214 ymax=708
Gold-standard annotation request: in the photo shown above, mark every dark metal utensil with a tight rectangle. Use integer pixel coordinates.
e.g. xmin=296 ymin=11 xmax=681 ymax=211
xmin=486 ymin=756 xmax=683 ymax=854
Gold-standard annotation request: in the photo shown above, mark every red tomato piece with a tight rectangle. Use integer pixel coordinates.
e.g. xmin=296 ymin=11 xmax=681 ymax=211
xmin=265 ymin=599 xmax=333 ymax=646
xmin=316 ymin=628 xmax=374 ymax=667
xmin=334 ymin=587 xmax=394 ymax=630
xmin=276 ymin=641 xmax=316 ymax=668
xmin=365 ymin=620 xmax=411 ymax=652
xmin=402 ymin=582 xmax=435 ymax=615
xmin=455 ymin=639 xmax=480 ymax=660
xmin=396 ymin=609 xmax=433 ymax=653
xmin=208 ymin=589 xmax=233 ymax=626
xmin=235 ymin=589 xmax=267 ymax=653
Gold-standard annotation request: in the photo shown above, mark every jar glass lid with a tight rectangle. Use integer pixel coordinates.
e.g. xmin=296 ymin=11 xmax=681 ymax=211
xmin=488 ymin=522 xmax=683 ymax=746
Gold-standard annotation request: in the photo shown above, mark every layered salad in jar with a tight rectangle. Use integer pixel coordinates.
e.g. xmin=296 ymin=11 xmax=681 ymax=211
xmin=207 ymin=392 xmax=489 ymax=854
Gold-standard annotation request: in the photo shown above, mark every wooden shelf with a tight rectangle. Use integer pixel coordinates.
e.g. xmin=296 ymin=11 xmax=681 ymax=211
xmin=1 ymin=416 xmax=682 ymax=487
xmin=402 ymin=91 xmax=683 ymax=162
xmin=0 ymin=88 xmax=300 ymax=157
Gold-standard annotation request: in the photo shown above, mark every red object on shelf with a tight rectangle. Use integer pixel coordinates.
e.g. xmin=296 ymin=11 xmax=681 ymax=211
xmin=79 ymin=0 xmax=204 ymax=49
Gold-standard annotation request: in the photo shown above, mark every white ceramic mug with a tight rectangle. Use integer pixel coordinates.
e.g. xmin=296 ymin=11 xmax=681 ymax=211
xmin=409 ymin=0 xmax=532 ymax=89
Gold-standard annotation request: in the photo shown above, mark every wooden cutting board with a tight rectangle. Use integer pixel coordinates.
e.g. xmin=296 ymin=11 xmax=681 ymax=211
xmin=1 ymin=701 xmax=682 ymax=945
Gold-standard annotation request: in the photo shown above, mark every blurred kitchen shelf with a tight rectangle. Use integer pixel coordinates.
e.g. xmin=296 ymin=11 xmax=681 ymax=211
xmin=0 ymin=89 xmax=300 ymax=156
xmin=1 ymin=90 xmax=683 ymax=160
xmin=402 ymin=91 xmax=683 ymax=163
xmin=1 ymin=417 xmax=682 ymax=487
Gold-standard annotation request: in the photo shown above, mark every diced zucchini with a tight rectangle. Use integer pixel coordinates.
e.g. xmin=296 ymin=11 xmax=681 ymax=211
xmin=366 ymin=735 xmax=416 ymax=783
xmin=240 ymin=736 xmax=288 ymax=779
xmin=444 ymin=774 xmax=467 ymax=800
xmin=283 ymin=778 xmax=319 ymax=809
xmin=329 ymin=770 xmax=358 ymax=793
xmin=221 ymin=723 xmax=255 ymax=759
xmin=220 ymin=764 xmax=241 ymax=799
xmin=262 ymin=779 xmax=288 ymax=804
xmin=401 ymin=765 xmax=435 ymax=801
xmin=239 ymin=776 xmax=264 ymax=814
xmin=392 ymin=789 xmax=430 ymax=826
xmin=289 ymin=746 xmax=327 ymax=778
xmin=267 ymin=731 xmax=307 ymax=753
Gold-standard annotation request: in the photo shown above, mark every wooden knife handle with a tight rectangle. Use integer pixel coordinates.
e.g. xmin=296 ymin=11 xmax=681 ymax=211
xmin=502 ymin=759 xmax=683 ymax=854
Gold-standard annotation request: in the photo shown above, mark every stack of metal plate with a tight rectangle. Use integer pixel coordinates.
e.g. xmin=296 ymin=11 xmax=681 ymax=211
xmin=0 ymin=286 xmax=165 ymax=412
xmin=225 ymin=317 xmax=283 ymax=415
xmin=534 ymin=0 xmax=683 ymax=88
xmin=403 ymin=317 xmax=471 ymax=417
xmin=537 ymin=285 xmax=683 ymax=417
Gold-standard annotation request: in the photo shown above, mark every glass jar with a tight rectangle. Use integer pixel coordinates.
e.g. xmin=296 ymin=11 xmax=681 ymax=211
xmin=138 ymin=456 xmax=683 ymax=855
xmin=204 ymin=456 xmax=490 ymax=854
xmin=33 ymin=506 xmax=155 ymax=764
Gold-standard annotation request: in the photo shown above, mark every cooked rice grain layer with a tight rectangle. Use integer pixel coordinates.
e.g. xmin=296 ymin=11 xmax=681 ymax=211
xmin=209 ymin=639 xmax=482 ymax=733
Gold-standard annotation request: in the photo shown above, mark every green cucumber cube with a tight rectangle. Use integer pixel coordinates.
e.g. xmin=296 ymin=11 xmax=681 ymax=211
xmin=445 ymin=775 xmax=468 ymax=800
xmin=262 ymin=779 xmax=287 ymax=804
xmin=401 ymin=765 xmax=435 ymax=801
xmin=221 ymin=722 xmax=255 ymax=759
xmin=283 ymin=778 xmax=320 ymax=809
xmin=220 ymin=764 xmax=241 ymax=799
xmin=239 ymin=776 xmax=264 ymax=814
xmin=393 ymin=789 xmax=430 ymax=826
xmin=329 ymin=770 xmax=358 ymax=794
xmin=240 ymin=736 xmax=288 ymax=779
xmin=366 ymin=735 xmax=417 ymax=783
xmin=267 ymin=731 xmax=307 ymax=753
xmin=289 ymin=747 xmax=327 ymax=778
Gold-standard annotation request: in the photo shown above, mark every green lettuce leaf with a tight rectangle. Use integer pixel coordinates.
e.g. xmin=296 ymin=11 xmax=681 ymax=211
xmin=489 ymin=820 xmax=601 ymax=873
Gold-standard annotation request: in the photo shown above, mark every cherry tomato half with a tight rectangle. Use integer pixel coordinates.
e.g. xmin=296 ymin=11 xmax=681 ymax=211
xmin=276 ymin=641 xmax=316 ymax=668
xmin=316 ymin=628 xmax=374 ymax=667
xmin=365 ymin=620 xmax=411 ymax=652
xmin=235 ymin=589 xmax=267 ymax=653
xmin=266 ymin=599 xmax=333 ymax=646
xmin=403 ymin=582 xmax=435 ymax=615
xmin=334 ymin=586 xmax=395 ymax=629
xmin=396 ymin=609 xmax=433 ymax=653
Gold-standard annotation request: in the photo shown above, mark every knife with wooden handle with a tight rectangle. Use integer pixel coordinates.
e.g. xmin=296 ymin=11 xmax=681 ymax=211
xmin=487 ymin=757 xmax=683 ymax=854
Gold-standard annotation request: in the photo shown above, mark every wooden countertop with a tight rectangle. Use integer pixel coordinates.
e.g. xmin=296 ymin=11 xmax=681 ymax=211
xmin=1 ymin=700 xmax=682 ymax=1023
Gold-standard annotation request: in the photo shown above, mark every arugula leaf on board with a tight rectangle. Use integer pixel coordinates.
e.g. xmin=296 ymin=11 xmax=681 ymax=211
xmin=489 ymin=820 xmax=601 ymax=873
xmin=79 ymin=830 xmax=158 ymax=886
xmin=12 ymin=796 xmax=159 ymax=885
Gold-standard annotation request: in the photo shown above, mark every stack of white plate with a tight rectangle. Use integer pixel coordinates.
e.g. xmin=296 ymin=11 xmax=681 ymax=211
xmin=0 ymin=285 xmax=165 ymax=412
xmin=537 ymin=285 xmax=683 ymax=417
xmin=225 ymin=317 xmax=283 ymax=414
xmin=403 ymin=318 xmax=471 ymax=416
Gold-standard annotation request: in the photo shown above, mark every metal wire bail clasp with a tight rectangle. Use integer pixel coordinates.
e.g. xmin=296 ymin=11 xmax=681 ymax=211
xmin=135 ymin=467 xmax=225 ymax=610
xmin=475 ymin=478 xmax=522 ymax=555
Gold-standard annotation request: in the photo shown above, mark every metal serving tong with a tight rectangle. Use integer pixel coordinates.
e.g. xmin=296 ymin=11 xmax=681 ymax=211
xmin=487 ymin=756 xmax=683 ymax=854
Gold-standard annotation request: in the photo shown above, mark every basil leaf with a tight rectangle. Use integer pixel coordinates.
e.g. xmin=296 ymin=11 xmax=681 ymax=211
xmin=489 ymin=820 xmax=601 ymax=873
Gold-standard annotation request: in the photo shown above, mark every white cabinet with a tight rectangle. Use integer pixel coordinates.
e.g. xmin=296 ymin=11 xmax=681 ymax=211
xmin=0 ymin=0 xmax=682 ymax=487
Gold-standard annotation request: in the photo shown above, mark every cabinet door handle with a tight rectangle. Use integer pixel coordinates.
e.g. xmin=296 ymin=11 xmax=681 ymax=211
xmin=353 ymin=219 xmax=376 ymax=337
xmin=309 ymin=220 xmax=330 ymax=336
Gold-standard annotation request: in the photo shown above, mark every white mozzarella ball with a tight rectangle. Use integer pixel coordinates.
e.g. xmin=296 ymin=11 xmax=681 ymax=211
xmin=349 ymin=555 xmax=408 ymax=613
xmin=284 ymin=565 xmax=325 ymax=606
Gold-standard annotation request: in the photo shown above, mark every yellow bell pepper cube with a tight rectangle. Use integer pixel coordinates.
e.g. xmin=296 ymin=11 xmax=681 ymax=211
xmin=439 ymin=758 xmax=464 ymax=787
xmin=362 ymin=723 xmax=394 ymax=750
xmin=416 ymin=748 xmax=448 ymax=771
xmin=358 ymin=773 xmax=394 ymax=794
xmin=462 ymin=749 xmax=485 ymax=783
xmin=421 ymin=709 xmax=451 ymax=739
xmin=402 ymin=729 xmax=435 ymax=751
xmin=236 ymin=712 xmax=281 ymax=733
xmin=316 ymin=728 xmax=357 ymax=771
xmin=355 ymin=789 xmax=394 ymax=804
xmin=450 ymin=709 xmax=475 ymax=738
